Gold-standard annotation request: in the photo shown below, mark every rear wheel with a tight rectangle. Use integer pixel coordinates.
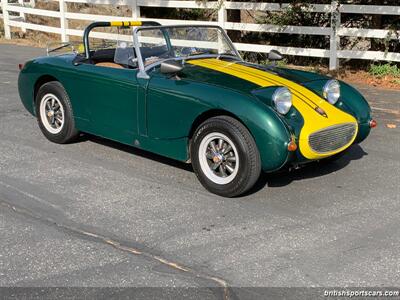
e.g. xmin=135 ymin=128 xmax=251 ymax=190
xmin=35 ymin=81 xmax=79 ymax=144
xmin=191 ymin=116 xmax=261 ymax=197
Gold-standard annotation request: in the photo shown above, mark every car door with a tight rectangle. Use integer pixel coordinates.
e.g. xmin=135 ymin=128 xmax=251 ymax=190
xmin=72 ymin=64 xmax=139 ymax=145
xmin=145 ymin=67 xmax=205 ymax=140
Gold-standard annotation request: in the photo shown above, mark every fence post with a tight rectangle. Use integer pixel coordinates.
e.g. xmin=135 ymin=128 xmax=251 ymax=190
xmin=29 ymin=0 xmax=35 ymax=8
xmin=59 ymin=0 xmax=68 ymax=42
xmin=1 ymin=0 xmax=11 ymax=39
xmin=131 ymin=0 xmax=140 ymax=19
xmin=217 ymin=1 xmax=227 ymax=30
xmin=217 ymin=1 xmax=227 ymax=52
xmin=329 ymin=0 xmax=341 ymax=71
xmin=17 ymin=0 xmax=26 ymax=32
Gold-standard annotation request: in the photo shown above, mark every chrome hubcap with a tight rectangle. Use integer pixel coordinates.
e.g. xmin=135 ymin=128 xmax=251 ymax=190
xmin=40 ymin=94 xmax=65 ymax=134
xmin=199 ymin=132 xmax=239 ymax=185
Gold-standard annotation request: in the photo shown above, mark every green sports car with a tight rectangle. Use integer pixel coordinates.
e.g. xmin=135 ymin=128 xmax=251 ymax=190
xmin=18 ymin=21 xmax=376 ymax=197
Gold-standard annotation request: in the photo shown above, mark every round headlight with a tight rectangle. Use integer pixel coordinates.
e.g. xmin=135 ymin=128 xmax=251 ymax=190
xmin=323 ymin=80 xmax=340 ymax=105
xmin=272 ymin=87 xmax=292 ymax=115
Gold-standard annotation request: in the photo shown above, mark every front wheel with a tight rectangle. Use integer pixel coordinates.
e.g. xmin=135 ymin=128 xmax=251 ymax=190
xmin=191 ymin=116 xmax=261 ymax=197
xmin=35 ymin=81 xmax=79 ymax=144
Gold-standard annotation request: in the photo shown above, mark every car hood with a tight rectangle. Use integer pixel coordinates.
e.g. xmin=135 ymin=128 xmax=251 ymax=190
xmin=183 ymin=58 xmax=329 ymax=93
xmin=184 ymin=58 xmax=358 ymax=160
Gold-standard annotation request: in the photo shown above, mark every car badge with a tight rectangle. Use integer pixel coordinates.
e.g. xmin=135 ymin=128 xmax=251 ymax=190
xmin=315 ymin=107 xmax=328 ymax=118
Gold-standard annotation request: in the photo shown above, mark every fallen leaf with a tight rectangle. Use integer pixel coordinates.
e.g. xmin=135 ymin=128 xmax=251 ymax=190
xmin=386 ymin=124 xmax=397 ymax=129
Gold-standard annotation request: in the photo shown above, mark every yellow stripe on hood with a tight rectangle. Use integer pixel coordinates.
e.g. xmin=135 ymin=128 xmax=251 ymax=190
xmin=189 ymin=58 xmax=358 ymax=160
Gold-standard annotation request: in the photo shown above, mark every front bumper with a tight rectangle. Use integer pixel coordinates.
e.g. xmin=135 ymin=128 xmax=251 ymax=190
xmin=298 ymin=121 xmax=358 ymax=160
xmin=286 ymin=118 xmax=373 ymax=166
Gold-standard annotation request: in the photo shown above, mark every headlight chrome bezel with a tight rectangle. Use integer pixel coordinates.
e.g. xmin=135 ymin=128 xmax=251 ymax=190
xmin=272 ymin=87 xmax=292 ymax=115
xmin=323 ymin=79 xmax=341 ymax=105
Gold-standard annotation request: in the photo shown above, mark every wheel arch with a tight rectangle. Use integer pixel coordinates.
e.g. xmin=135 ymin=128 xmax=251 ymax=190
xmin=188 ymin=109 xmax=250 ymax=140
xmin=34 ymin=75 xmax=59 ymax=104
xmin=188 ymin=105 xmax=292 ymax=172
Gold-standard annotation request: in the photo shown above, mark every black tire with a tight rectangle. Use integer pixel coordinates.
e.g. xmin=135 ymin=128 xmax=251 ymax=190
xmin=35 ymin=81 xmax=79 ymax=144
xmin=191 ymin=116 xmax=261 ymax=197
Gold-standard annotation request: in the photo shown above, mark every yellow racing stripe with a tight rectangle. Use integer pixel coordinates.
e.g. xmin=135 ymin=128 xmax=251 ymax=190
xmin=189 ymin=59 xmax=358 ymax=160
xmin=110 ymin=21 xmax=142 ymax=27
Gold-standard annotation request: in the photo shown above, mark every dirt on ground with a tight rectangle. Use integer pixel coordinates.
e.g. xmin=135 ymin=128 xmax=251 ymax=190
xmin=291 ymin=65 xmax=400 ymax=91
xmin=338 ymin=70 xmax=400 ymax=90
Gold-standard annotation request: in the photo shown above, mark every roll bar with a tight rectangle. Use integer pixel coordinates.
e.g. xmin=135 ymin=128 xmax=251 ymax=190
xmin=83 ymin=21 xmax=161 ymax=59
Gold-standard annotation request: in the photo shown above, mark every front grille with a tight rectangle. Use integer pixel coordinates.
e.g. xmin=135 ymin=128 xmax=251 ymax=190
xmin=309 ymin=123 xmax=357 ymax=154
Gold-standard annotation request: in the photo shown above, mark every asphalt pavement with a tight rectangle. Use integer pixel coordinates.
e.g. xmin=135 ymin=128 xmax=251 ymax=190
xmin=0 ymin=44 xmax=399 ymax=299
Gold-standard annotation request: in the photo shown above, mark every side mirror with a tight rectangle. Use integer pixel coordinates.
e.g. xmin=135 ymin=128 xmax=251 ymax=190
xmin=268 ymin=50 xmax=283 ymax=61
xmin=160 ymin=60 xmax=183 ymax=75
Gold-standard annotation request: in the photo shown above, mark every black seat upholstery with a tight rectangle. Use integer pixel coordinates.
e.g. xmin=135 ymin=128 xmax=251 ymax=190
xmin=91 ymin=48 xmax=116 ymax=63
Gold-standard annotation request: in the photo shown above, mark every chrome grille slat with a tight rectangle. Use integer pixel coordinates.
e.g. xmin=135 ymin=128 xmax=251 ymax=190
xmin=308 ymin=123 xmax=356 ymax=154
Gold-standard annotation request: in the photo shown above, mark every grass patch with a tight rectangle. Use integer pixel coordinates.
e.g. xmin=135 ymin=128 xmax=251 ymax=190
xmin=276 ymin=58 xmax=288 ymax=68
xmin=392 ymin=79 xmax=400 ymax=85
xmin=369 ymin=63 xmax=400 ymax=78
xmin=259 ymin=58 xmax=288 ymax=68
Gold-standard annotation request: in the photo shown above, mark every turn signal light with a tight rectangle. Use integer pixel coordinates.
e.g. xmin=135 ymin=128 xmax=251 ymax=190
xmin=287 ymin=140 xmax=298 ymax=152
xmin=369 ymin=119 xmax=377 ymax=128
xmin=18 ymin=63 xmax=25 ymax=71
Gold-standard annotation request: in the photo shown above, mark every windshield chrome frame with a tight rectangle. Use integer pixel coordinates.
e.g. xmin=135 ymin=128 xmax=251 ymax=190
xmin=133 ymin=24 xmax=242 ymax=79
xmin=144 ymin=54 xmax=242 ymax=73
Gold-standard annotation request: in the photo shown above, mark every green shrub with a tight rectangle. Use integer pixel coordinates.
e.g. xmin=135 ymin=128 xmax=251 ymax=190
xmin=369 ymin=63 xmax=400 ymax=78
xmin=258 ymin=58 xmax=287 ymax=67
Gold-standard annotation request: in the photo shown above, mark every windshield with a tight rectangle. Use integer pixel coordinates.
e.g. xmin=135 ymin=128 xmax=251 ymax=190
xmin=135 ymin=26 xmax=239 ymax=67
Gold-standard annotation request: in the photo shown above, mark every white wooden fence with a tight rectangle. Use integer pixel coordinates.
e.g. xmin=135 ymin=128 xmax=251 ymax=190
xmin=1 ymin=0 xmax=399 ymax=70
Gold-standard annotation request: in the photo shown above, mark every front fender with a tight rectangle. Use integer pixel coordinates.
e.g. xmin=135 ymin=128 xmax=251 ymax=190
xmin=237 ymin=101 xmax=292 ymax=172
xmin=337 ymin=81 xmax=372 ymax=143
xmin=192 ymin=87 xmax=292 ymax=172
xmin=147 ymin=73 xmax=292 ymax=171
xmin=303 ymin=79 xmax=372 ymax=143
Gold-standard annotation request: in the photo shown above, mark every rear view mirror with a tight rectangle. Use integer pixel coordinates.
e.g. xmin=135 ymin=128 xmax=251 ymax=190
xmin=268 ymin=50 xmax=284 ymax=61
xmin=160 ymin=60 xmax=183 ymax=74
